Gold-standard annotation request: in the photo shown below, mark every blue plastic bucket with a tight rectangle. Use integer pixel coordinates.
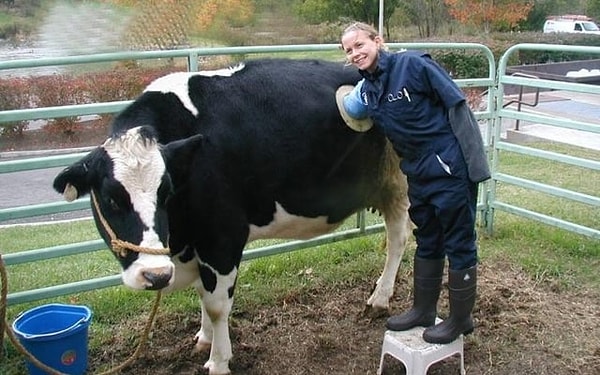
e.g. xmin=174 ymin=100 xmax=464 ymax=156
xmin=12 ymin=303 xmax=93 ymax=375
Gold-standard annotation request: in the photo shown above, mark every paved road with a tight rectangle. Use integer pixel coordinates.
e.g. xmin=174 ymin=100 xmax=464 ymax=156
xmin=0 ymin=165 xmax=92 ymax=226
xmin=0 ymin=167 xmax=62 ymax=208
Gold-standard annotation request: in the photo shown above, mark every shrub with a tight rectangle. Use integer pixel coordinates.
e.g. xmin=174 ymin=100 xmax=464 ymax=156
xmin=0 ymin=77 xmax=31 ymax=138
xmin=0 ymin=62 xmax=187 ymax=143
xmin=83 ymin=63 xmax=183 ymax=129
xmin=432 ymin=50 xmax=489 ymax=79
xmin=31 ymin=74 xmax=90 ymax=137
xmin=84 ymin=64 xmax=182 ymax=103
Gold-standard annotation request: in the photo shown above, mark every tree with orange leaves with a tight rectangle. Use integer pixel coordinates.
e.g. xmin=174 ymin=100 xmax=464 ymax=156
xmin=444 ymin=0 xmax=533 ymax=32
xmin=104 ymin=0 xmax=254 ymax=49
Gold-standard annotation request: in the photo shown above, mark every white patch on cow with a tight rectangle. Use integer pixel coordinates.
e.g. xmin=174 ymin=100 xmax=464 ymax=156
xmin=121 ymin=252 xmax=174 ymax=290
xmin=247 ymin=202 xmax=341 ymax=242
xmin=103 ymin=127 xmax=174 ymax=289
xmin=143 ymin=64 xmax=246 ymax=117
xmin=103 ymin=127 xmax=165 ymax=246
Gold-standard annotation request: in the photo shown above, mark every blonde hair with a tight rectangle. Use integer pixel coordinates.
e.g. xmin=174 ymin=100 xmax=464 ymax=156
xmin=340 ymin=21 xmax=387 ymax=51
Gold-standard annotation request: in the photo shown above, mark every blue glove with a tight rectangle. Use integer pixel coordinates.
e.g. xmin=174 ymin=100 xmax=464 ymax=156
xmin=343 ymin=79 xmax=368 ymax=119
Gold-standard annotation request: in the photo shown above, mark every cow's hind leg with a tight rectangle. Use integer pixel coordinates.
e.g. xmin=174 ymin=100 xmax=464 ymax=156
xmin=368 ymin=171 xmax=411 ymax=312
xmin=194 ymin=263 xmax=237 ymax=375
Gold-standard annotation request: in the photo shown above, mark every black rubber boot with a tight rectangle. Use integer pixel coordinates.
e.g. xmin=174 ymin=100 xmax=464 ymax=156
xmin=386 ymin=256 xmax=445 ymax=331
xmin=423 ymin=265 xmax=477 ymax=344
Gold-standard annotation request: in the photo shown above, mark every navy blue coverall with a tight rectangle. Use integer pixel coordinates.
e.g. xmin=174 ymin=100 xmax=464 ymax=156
xmin=355 ymin=50 xmax=490 ymax=270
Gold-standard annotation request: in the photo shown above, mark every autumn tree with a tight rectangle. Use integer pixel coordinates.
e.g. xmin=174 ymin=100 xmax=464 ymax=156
xmin=444 ymin=0 xmax=534 ymax=32
xmin=105 ymin=0 xmax=253 ymax=50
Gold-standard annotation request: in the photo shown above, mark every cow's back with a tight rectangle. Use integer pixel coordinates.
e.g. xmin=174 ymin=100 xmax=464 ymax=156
xmin=181 ymin=59 xmax=395 ymax=226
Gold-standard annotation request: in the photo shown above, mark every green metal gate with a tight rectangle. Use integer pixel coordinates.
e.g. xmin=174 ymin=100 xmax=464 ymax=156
xmin=7 ymin=42 xmax=573 ymax=306
xmin=489 ymin=43 xmax=600 ymax=239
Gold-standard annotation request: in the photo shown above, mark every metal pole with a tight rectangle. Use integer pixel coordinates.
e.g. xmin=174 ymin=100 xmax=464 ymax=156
xmin=379 ymin=0 xmax=384 ymax=36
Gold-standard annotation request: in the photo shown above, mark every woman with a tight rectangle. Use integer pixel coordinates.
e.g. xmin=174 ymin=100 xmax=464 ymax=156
xmin=339 ymin=22 xmax=490 ymax=344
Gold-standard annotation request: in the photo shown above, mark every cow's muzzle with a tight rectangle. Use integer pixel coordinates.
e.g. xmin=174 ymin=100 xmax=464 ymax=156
xmin=142 ymin=267 xmax=174 ymax=290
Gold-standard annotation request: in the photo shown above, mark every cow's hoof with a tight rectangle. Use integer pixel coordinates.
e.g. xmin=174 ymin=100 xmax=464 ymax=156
xmin=367 ymin=289 xmax=392 ymax=311
xmin=192 ymin=334 xmax=212 ymax=353
xmin=192 ymin=340 xmax=212 ymax=353
xmin=204 ymin=359 xmax=231 ymax=375
xmin=361 ymin=304 xmax=389 ymax=319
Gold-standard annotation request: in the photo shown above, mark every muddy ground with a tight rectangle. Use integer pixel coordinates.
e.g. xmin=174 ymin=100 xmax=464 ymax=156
xmin=87 ymin=260 xmax=600 ymax=375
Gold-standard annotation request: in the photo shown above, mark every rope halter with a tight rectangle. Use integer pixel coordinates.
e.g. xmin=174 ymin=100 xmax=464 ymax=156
xmin=90 ymin=189 xmax=171 ymax=258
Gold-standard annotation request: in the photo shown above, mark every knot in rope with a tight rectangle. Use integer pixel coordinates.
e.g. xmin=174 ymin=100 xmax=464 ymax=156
xmin=110 ymin=239 xmax=170 ymax=258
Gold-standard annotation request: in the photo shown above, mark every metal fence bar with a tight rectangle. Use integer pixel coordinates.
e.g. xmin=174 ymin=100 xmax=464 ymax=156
xmin=0 ymin=102 xmax=132 ymax=124
xmin=495 ymin=142 xmax=600 ymax=170
xmin=500 ymin=75 xmax=600 ymax=93
xmin=0 ymin=199 xmax=89 ymax=222
xmin=498 ymin=109 xmax=600 ymax=133
xmin=491 ymin=201 xmax=599 ymax=239
xmin=6 ymin=225 xmax=386 ymax=305
xmin=494 ymin=173 xmax=600 ymax=206
xmin=3 ymin=239 xmax=105 ymax=266
xmin=0 ymin=152 xmax=89 ymax=173
xmin=7 ymin=275 xmax=122 ymax=306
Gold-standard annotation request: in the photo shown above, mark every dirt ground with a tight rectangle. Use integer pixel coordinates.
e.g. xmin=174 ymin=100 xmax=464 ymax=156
xmin=85 ymin=260 xmax=600 ymax=375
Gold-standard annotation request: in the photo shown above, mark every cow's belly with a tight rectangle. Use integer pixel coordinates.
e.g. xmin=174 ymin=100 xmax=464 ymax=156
xmin=247 ymin=202 xmax=343 ymax=242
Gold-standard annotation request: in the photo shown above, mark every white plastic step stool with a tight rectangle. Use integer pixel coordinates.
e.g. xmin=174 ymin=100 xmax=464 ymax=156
xmin=377 ymin=320 xmax=465 ymax=375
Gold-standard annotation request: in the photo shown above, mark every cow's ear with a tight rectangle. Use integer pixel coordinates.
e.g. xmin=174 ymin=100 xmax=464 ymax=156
xmin=162 ymin=134 xmax=204 ymax=180
xmin=53 ymin=151 xmax=97 ymax=202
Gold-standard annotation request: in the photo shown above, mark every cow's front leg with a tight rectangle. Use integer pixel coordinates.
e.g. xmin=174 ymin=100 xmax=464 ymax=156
xmin=196 ymin=263 xmax=237 ymax=375
xmin=193 ymin=301 xmax=213 ymax=352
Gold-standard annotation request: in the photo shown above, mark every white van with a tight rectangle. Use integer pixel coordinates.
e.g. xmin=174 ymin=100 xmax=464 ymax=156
xmin=543 ymin=17 xmax=600 ymax=35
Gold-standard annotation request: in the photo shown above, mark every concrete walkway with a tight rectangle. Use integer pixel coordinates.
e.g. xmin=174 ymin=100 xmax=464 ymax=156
xmin=502 ymin=90 xmax=600 ymax=151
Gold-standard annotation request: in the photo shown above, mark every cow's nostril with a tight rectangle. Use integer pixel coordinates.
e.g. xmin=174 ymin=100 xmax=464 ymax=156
xmin=142 ymin=270 xmax=172 ymax=290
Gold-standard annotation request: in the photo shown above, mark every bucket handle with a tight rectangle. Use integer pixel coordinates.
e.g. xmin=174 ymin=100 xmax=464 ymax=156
xmin=17 ymin=315 xmax=90 ymax=340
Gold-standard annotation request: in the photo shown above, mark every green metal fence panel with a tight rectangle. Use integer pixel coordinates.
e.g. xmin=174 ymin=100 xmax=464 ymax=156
xmin=0 ymin=199 xmax=89 ymax=222
xmin=0 ymin=43 xmax=496 ymax=306
xmin=489 ymin=43 xmax=600 ymax=239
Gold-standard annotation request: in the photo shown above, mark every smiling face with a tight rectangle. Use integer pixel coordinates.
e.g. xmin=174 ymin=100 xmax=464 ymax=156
xmin=341 ymin=28 xmax=383 ymax=73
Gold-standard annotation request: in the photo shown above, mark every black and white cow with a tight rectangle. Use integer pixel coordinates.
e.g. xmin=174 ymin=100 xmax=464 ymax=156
xmin=53 ymin=58 xmax=411 ymax=374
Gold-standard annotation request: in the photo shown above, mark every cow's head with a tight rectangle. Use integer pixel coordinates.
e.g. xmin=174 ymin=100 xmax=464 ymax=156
xmin=53 ymin=126 xmax=201 ymax=290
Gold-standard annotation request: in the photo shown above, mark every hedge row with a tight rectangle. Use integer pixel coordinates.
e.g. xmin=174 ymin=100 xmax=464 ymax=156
xmin=0 ymin=63 xmax=181 ymax=138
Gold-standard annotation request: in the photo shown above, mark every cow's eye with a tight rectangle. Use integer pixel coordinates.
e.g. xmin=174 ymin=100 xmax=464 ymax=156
xmin=108 ymin=198 xmax=120 ymax=211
